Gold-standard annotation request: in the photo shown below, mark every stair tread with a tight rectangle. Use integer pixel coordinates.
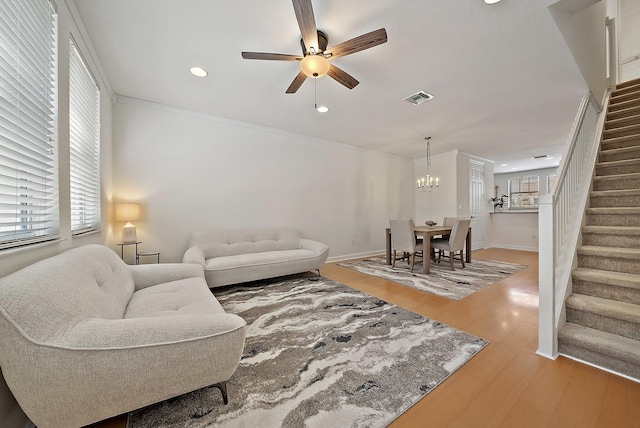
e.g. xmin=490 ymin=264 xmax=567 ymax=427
xmin=573 ymin=267 xmax=640 ymax=290
xmin=603 ymin=123 xmax=640 ymax=134
xmin=599 ymin=144 xmax=640 ymax=155
xmin=582 ymin=225 xmax=640 ymax=235
xmin=616 ymin=78 xmax=640 ymax=89
xmin=606 ymin=105 xmax=640 ymax=119
xmin=593 ymin=172 xmax=640 ymax=181
xmin=590 ymin=188 xmax=640 ymax=197
xmin=566 ymin=294 xmax=640 ymax=323
xmin=578 ymin=245 xmax=640 ymax=260
xmin=605 ymin=113 xmax=640 ymax=127
xmin=586 ymin=206 xmax=640 ymax=213
xmin=600 ymin=134 xmax=640 ymax=145
xmin=596 ymin=157 xmax=640 ymax=167
xmin=559 ymin=323 xmax=640 ymax=361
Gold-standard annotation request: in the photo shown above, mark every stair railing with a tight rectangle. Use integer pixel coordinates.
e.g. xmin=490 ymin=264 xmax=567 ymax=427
xmin=537 ymin=90 xmax=608 ymax=359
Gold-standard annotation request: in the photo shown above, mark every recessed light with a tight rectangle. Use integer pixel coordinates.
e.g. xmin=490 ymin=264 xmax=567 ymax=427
xmin=316 ymin=106 xmax=329 ymax=113
xmin=500 ymin=163 xmax=508 ymax=167
xmin=484 ymin=0 xmax=502 ymax=4
xmin=190 ymin=66 xmax=208 ymax=77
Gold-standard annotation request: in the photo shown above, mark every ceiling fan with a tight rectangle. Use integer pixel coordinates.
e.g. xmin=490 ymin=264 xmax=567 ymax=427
xmin=241 ymin=0 xmax=388 ymax=94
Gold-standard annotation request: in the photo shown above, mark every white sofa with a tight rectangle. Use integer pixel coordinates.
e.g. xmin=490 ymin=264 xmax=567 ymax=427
xmin=183 ymin=227 xmax=330 ymax=288
xmin=0 ymin=244 xmax=246 ymax=428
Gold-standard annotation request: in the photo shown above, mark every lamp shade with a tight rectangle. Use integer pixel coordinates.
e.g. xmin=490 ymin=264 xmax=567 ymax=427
xmin=115 ymin=203 xmax=140 ymax=222
xmin=300 ymin=54 xmax=330 ymax=78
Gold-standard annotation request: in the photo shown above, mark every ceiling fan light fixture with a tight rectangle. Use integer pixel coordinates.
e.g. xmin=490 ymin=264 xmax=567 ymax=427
xmin=300 ymin=54 xmax=330 ymax=78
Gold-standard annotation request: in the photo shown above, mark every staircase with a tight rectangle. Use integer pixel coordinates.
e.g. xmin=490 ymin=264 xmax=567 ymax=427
xmin=557 ymin=77 xmax=640 ymax=380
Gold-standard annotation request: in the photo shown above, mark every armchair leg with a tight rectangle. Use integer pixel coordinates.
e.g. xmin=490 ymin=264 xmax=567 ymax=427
xmin=213 ymin=381 xmax=228 ymax=405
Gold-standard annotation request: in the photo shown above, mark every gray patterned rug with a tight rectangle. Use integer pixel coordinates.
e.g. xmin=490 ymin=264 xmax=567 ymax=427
xmin=127 ymin=274 xmax=487 ymax=428
xmin=339 ymin=257 xmax=526 ymax=300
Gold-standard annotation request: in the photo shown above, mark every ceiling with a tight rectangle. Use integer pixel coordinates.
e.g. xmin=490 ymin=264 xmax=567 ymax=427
xmin=74 ymin=0 xmax=590 ymax=173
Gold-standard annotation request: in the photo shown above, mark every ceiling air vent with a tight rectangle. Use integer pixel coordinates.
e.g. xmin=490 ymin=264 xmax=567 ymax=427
xmin=404 ymin=91 xmax=433 ymax=105
xmin=532 ymin=154 xmax=550 ymax=159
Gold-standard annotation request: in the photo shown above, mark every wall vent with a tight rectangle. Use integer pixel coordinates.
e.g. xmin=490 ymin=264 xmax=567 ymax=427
xmin=404 ymin=91 xmax=434 ymax=105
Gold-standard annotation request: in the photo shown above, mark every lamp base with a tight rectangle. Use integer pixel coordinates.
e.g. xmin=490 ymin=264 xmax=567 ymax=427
xmin=122 ymin=224 xmax=137 ymax=243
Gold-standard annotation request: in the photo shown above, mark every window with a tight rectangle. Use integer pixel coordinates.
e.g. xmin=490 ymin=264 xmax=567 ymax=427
xmin=69 ymin=40 xmax=100 ymax=235
xmin=0 ymin=0 xmax=58 ymax=250
xmin=508 ymin=175 xmax=539 ymax=209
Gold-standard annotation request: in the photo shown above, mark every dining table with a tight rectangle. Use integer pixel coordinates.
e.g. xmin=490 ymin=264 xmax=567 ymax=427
xmin=385 ymin=225 xmax=472 ymax=274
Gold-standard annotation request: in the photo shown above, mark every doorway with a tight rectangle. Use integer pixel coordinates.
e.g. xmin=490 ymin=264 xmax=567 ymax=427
xmin=469 ymin=160 xmax=485 ymax=250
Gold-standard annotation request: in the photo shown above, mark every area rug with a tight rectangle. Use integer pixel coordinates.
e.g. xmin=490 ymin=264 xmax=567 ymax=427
xmin=339 ymin=256 xmax=526 ymax=300
xmin=127 ymin=274 xmax=488 ymax=428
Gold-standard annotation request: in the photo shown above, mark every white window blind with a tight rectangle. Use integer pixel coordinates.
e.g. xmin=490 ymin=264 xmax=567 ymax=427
xmin=0 ymin=0 xmax=58 ymax=250
xmin=69 ymin=39 xmax=100 ymax=235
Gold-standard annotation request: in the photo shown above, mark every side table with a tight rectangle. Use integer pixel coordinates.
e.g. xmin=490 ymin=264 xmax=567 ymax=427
xmin=137 ymin=251 xmax=161 ymax=264
xmin=116 ymin=242 xmax=141 ymax=264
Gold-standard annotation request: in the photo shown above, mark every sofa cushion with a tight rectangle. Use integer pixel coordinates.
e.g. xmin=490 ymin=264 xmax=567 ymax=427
xmin=0 ymin=245 xmax=134 ymax=345
xmin=191 ymin=228 xmax=302 ymax=259
xmin=124 ymin=277 xmax=225 ymax=319
xmin=206 ymin=249 xmax=319 ymax=272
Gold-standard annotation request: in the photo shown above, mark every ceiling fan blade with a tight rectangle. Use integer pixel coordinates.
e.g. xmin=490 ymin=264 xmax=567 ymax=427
xmin=286 ymin=71 xmax=307 ymax=93
xmin=241 ymin=52 xmax=302 ymax=61
xmin=327 ymin=64 xmax=359 ymax=89
xmin=325 ymin=28 xmax=388 ymax=59
xmin=292 ymin=0 xmax=318 ymax=52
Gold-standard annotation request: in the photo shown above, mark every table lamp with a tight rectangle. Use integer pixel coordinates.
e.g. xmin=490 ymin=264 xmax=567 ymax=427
xmin=115 ymin=203 xmax=140 ymax=243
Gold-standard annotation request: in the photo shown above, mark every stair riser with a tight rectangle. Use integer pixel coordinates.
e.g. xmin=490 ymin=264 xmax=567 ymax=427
xmin=582 ymin=233 xmax=640 ymax=249
xmin=578 ymin=254 xmax=640 ymax=275
xmin=604 ymin=115 xmax=640 ymax=130
xmin=589 ymin=195 xmax=640 ymax=208
xmin=610 ymin=90 xmax=640 ymax=104
xmin=586 ymin=214 xmax=640 ymax=227
xmin=607 ymin=106 xmax=640 ymax=121
xmin=598 ymin=146 xmax=640 ymax=162
xmin=600 ymin=138 xmax=640 ymax=151
xmin=592 ymin=177 xmax=640 ymax=191
xmin=596 ymin=162 xmax=640 ymax=176
xmin=602 ymin=127 xmax=640 ymax=139
xmin=609 ymin=99 xmax=640 ymax=113
xmin=558 ymin=341 xmax=640 ymax=379
xmin=572 ymin=279 xmax=640 ymax=305
xmin=566 ymin=309 xmax=640 ymax=341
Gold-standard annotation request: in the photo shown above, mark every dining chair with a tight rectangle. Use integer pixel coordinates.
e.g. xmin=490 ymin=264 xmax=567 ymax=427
xmin=430 ymin=219 xmax=471 ymax=271
xmin=389 ymin=219 xmax=424 ymax=272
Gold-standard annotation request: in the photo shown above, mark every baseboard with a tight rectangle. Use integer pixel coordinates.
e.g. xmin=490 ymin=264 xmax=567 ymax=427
xmin=326 ymin=251 xmax=384 ymax=263
xmin=558 ymin=352 xmax=640 ymax=384
xmin=487 ymin=244 xmax=539 ymax=252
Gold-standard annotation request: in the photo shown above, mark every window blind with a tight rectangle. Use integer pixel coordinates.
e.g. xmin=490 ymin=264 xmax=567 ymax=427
xmin=0 ymin=0 xmax=58 ymax=250
xmin=69 ymin=39 xmax=100 ymax=235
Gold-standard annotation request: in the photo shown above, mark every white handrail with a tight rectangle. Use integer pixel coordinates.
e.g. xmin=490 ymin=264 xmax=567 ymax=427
xmin=537 ymin=90 xmax=608 ymax=359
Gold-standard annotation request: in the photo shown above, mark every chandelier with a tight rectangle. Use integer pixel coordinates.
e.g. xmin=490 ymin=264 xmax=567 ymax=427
xmin=417 ymin=137 xmax=439 ymax=192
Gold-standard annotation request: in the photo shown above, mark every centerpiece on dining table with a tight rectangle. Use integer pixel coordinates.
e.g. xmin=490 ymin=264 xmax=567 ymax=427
xmin=425 ymin=220 xmax=437 ymax=228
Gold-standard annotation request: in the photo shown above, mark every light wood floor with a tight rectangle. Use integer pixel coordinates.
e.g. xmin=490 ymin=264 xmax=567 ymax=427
xmin=89 ymin=248 xmax=640 ymax=428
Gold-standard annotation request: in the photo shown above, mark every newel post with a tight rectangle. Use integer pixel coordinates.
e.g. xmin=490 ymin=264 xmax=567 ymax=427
xmin=537 ymin=195 xmax=558 ymax=359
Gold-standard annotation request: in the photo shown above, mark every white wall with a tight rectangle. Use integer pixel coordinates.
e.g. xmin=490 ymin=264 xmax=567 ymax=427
xmin=414 ymin=151 xmax=458 ymax=226
xmin=550 ymin=0 xmax=608 ymax=104
xmin=0 ymin=1 xmax=114 ymax=427
xmin=112 ymin=98 xmax=415 ymax=264
xmin=414 ymin=150 xmax=494 ymax=248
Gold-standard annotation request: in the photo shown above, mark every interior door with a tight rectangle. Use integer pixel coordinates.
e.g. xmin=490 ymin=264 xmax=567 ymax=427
xmin=469 ymin=161 xmax=485 ymax=250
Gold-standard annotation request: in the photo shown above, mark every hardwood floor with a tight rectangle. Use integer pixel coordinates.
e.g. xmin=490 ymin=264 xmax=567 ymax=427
xmin=89 ymin=248 xmax=640 ymax=428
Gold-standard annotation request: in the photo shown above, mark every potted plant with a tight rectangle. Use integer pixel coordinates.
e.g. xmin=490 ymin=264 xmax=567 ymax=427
xmin=490 ymin=194 xmax=509 ymax=211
